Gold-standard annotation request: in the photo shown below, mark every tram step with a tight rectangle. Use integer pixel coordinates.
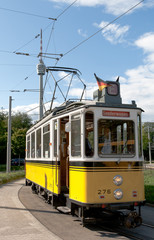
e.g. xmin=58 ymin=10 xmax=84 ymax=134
xmin=63 ymin=193 xmax=69 ymax=198
xmin=57 ymin=206 xmax=71 ymax=214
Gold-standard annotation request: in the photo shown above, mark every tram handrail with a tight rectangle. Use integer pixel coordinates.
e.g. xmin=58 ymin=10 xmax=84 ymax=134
xmin=55 ymin=155 xmax=59 ymax=187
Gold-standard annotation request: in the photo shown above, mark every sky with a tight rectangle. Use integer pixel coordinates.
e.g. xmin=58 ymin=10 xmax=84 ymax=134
xmin=0 ymin=0 xmax=154 ymax=122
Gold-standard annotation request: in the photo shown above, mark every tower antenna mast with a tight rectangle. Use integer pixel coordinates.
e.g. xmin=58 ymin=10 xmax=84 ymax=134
xmin=37 ymin=29 xmax=46 ymax=120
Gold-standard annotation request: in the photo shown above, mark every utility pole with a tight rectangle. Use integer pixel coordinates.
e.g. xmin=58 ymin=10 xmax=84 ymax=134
xmin=6 ymin=96 xmax=12 ymax=173
xmin=148 ymin=125 xmax=152 ymax=164
xmin=36 ymin=29 xmax=46 ymax=120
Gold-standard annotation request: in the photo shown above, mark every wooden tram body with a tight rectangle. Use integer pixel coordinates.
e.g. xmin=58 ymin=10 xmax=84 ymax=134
xmin=25 ymin=80 xmax=145 ymax=227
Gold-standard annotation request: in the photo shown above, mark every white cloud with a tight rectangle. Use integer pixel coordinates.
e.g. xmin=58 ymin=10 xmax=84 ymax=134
xmin=9 ymin=101 xmax=61 ymax=122
xmin=135 ymin=32 xmax=154 ymax=53
xmin=94 ymin=21 xmax=129 ymax=44
xmin=68 ymin=82 xmax=98 ymax=99
xmin=49 ymin=0 xmax=145 ymax=16
xmin=58 ymin=71 xmax=73 ymax=86
xmin=120 ymin=32 xmax=154 ymax=122
xmin=144 ymin=0 xmax=154 ymax=8
xmin=63 ymin=31 xmax=154 ymax=122
xmin=78 ymin=29 xmax=88 ymax=38
xmin=12 ymin=103 xmax=39 ymax=115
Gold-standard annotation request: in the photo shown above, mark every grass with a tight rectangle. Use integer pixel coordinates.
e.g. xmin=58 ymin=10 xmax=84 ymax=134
xmin=144 ymin=169 xmax=154 ymax=204
xmin=0 ymin=170 xmax=25 ymax=185
xmin=0 ymin=164 xmax=25 ymax=185
xmin=0 ymin=164 xmax=25 ymax=172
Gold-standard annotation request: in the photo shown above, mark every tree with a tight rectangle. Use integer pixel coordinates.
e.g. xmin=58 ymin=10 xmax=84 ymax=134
xmin=142 ymin=122 xmax=154 ymax=161
xmin=12 ymin=112 xmax=32 ymax=129
xmin=11 ymin=128 xmax=27 ymax=158
xmin=0 ymin=112 xmax=32 ymax=163
xmin=11 ymin=112 xmax=32 ymax=158
xmin=0 ymin=113 xmax=7 ymax=164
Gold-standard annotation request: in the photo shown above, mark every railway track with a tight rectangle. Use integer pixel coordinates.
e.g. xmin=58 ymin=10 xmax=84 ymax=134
xmin=99 ymin=222 xmax=154 ymax=240
xmin=20 ymin=185 xmax=154 ymax=240
xmin=142 ymin=222 xmax=154 ymax=229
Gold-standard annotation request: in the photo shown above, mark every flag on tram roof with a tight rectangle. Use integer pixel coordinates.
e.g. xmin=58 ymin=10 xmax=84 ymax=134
xmin=94 ymin=73 xmax=110 ymax=91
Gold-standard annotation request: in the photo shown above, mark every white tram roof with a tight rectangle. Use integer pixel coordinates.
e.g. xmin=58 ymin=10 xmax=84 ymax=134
xmin=27 ymin=98 xmax=143 ymax=135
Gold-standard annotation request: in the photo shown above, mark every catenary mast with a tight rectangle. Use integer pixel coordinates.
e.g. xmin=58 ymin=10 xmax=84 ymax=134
xmin=36 ymin=29 xmax=46 ymax=120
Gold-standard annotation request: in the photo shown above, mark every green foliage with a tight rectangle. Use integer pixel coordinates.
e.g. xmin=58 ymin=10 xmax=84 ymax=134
xmin=144 ymin=169 xmax=154 ymax=185
xmin=144 ymin=169 xmax=154 ymax=204
xmin=0 ymin=112 xmax=32 ymax=163
xmin=0 ymin=113 xmax=7 ymax=163
xmin=11 ymin=128 xmax=27 ymax=157
xmin=0 ymin=170 xmax=25 ymax=185
xmin=145 ymin=185 xmax=154 ymax=204
xmin=142 ymin=122 xmax=154 ymax=160
xmin=12 ymin=112 xmax=32 ymax=129
xmin=11 ymin=113 xmax=32 ymax=158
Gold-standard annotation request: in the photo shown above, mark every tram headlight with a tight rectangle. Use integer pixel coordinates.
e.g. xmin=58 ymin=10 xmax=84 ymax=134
xmin=113 ymin=175 xmax=123 ymax=186
xmin=114 ymin=189 xmax=123 ymax=200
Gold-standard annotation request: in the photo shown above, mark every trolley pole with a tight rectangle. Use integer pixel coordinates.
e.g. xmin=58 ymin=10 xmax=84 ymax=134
xmin=6 ymin=96 xmax=12 ymax=173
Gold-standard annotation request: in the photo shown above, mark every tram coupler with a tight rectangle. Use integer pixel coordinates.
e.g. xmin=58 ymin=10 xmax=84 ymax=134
xmin=124 ymin=211 xmax=142 ymax=228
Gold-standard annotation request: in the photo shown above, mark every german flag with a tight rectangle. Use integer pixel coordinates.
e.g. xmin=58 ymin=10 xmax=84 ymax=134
xmin=94 ymin=73 xmax=110 ymax=91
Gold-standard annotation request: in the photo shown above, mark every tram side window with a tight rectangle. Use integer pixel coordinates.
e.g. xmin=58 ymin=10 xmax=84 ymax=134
xmin=71 ymin=115 xmax=81 ymax=157
xmin=54 ymin=121 xmax=57 ymax=157
xmin=36 ymin=128 xmax=41 ymax=158
xmin=27 ymin=135 xmax=30 ymax=158
xmin=31 ymin=132 xmax=35 ymax=158
xmin=43 ymin=124 xmax=50 ymax=158
xmin=85 ymin=112 xmax=94 ymax=157
xmin=98 ymin=120 xmax=135 ymax=156
xmin=138 ymin=115 xmax=142 ymax=157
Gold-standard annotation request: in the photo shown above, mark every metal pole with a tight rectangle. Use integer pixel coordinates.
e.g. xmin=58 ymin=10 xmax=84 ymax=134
xmin=6 ymin=96 xmax=12 ymax=173
xmin=39 ymin=73 xmax=43 ymax=119
xmin=39 ymin=29 xmax=43 ymax=120
xmin=37 ymin=29 xmax=45 ymax=120
xmin=148 ymin=125 xmax=152 ymax=164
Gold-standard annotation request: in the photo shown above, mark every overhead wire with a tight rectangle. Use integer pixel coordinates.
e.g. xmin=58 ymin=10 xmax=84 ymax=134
xmin=13 ymin=23 xmax=57 ymax=55
xmin=10 ymin=70 xmax=36 ymax=92
xmin=44 ymin=21 xmax=56 ymax=57
xmin=56 ymin=0 xmax=78 ymax=20
xmin=0 ymin=1 xmax=78 ymax=59
xmin=42 ymin=0 xmax=79 ymax=103
xmin=13 ymin=34 xmax=40 ymax=53
xmin=43 ymin=0 xmax=144 ymax=108
xmin=13 ymin=1 xmax=78 ymax=56
xmin=25 ymin=99 xmax=52 ymax=114
xmin=0 ymin=49 xmax=13 ymax=54
xmin=6 ymin=0 xmax=144 ymax=115
xmin=43 ymin=0 xmax=78 ymax=57
xmin=0 ymin=6 xmax=56 ymax=20
xmin=59 ymin=0 xmax=144 ymax=59
xmin=0 ymin=64 xmax=35 ymax=66
xmin=1 ymin=1 xmax=78 ymax=114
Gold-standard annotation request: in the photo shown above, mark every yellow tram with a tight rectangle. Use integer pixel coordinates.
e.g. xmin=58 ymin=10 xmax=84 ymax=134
xmin=25 ymin=76 xmax=145 ymax=227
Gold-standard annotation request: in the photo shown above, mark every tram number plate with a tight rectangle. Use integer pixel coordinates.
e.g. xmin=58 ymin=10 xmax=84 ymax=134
xmin=98 ymin=189 xmax=111 ymax=195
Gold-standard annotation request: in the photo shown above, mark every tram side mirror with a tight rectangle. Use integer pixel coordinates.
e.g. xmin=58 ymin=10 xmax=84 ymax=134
xmin=65 ymin=122 xmax=71 ymax=132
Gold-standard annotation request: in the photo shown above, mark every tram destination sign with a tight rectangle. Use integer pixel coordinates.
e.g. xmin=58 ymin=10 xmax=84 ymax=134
xmin=102 ymin=110 xmax=130 ymax=117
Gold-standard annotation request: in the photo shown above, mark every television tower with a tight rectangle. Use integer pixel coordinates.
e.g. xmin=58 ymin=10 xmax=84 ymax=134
xmin=37 ymin=29 xmax=46 ymax=120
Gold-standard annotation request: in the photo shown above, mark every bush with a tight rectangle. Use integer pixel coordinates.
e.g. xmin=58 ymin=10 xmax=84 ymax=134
xmin=145 ymin=185 xmax=154 ymax=204
xmin=144 ymin=169 xmax=154 ymax=204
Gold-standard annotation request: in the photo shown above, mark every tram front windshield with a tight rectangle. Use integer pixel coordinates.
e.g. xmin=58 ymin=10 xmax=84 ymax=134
xmin=98 ymin=119 xmax=135 ymax=157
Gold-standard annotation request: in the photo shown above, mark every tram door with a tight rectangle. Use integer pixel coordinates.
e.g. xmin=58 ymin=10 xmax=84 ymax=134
xmin=60 ymin=117 xmax=69 ymax=193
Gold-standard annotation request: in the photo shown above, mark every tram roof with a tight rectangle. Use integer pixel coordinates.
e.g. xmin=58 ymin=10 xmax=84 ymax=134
xmin=27 ymin=99 xmax=144 ymax=134
xmin=49 ymin=99 xmax=143 ymax=116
